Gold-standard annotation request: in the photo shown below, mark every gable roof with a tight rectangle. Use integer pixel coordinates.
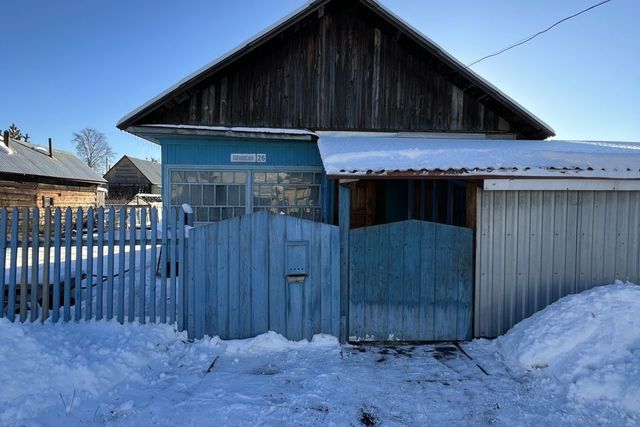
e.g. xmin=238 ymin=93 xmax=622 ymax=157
xmin=105 ymin=155 xmax=162 ymax=185
xmin=0 ymin=138 xmax=106 ymax=184
xmin=117 ymin=0 xmax=554 ymax=139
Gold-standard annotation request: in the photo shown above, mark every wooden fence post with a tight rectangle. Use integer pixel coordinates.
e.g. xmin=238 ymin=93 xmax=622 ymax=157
xmin=338 ymin=183 xmax=351 ymax=343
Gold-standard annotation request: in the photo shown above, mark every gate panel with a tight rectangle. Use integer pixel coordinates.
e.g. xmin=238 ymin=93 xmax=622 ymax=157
xmin=349 ymin=220 xmax=472 ymax=342
xmin=186 ymin=211 xmax=340 ymax=340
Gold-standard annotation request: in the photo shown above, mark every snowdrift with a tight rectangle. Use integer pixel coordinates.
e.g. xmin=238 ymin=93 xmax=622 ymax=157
xmin=497 ymin=281 xmax=640 ymax=417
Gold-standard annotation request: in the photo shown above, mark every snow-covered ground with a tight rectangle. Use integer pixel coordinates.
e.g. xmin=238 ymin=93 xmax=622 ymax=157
xmin=0 ymin=282 xmax=638 ymax=426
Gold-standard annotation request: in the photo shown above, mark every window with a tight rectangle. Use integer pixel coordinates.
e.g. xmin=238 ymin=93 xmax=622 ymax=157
xmin=42 ymin=196 xmax=54 ymax=207
xmin=252 ymin=171 xmax=322 ymax=221
xmin=170 ymin=170 xmax=247 ymax=222
xmin=169 ymin=169 xmax=322 ymax=223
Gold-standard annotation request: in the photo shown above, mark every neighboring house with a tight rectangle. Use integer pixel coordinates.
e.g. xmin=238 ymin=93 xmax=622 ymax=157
xmin=0 ymin=132 xmax=106 ymax=209
xmin=117 ymin=0 xmax=640 ymax=341
xmin=104 ymin=155 xmax=161 ymax=201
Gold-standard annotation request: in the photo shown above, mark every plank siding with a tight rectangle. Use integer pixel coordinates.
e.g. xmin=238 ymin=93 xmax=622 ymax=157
xmin=476 ymin=189 xmax=640 ymax=337
xmin=139 ymin=2 xmax=522 ymax=137
xmin=186 ymin=211 xmax=340 ymax=341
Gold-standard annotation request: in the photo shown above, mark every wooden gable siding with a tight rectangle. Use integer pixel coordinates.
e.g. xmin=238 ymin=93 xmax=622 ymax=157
xmin=105 ymin=157 xmax=152 ymax=186
xmin=142 ymin=1 xmax=515 ymax=135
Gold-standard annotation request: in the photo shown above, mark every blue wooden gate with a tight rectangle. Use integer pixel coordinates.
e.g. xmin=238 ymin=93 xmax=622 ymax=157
xmin=348 ymin=220 xmax=473 ymax=342
xmin=186 ymin=211 xmax=340 ymax=341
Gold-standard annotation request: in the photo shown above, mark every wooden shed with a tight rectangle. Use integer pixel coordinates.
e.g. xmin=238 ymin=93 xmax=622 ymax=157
xmin=117 ymin=0 xmax=640 ymax=342
xmin=0 ymin=133 xmax=106 ymax=209
xmin=104 ymin=155 xmax=161 ymax=201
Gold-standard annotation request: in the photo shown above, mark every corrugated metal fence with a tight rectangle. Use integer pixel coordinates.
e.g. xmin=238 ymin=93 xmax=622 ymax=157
xmin=475 ymin=189 xmax=640 ymax=337
xmin=0 ymin=206 xmax=188 ymax=327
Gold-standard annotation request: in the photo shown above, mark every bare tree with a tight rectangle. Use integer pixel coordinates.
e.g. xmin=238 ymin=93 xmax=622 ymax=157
xmin=72 ymin=128 xmax=114 ymax=172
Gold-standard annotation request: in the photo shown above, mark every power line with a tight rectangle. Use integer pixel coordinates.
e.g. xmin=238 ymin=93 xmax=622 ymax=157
xmin=462 ymin=0 xmax=612 ymax=70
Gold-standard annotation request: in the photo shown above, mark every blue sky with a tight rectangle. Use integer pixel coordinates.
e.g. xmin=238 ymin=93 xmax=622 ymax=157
xmin=1 ymin=0 xmax=638 ymax=169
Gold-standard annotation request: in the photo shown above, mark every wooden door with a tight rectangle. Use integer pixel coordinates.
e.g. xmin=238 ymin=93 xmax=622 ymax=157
xmin=350 ymin=182 xmax=376 ymax=229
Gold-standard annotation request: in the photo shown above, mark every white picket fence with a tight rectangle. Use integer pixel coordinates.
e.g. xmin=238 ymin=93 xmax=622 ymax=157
xmin=0 ymin=205 xmax=191 ymax=329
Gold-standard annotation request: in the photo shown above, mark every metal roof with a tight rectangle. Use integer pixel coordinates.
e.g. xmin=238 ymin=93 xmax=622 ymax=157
xmin=124 ymin=156 xmax=162 ymax=185
xmin=0 ymin=138 xmax=106 ymax=184
xmin=318 ymin=134 xmax=640 ymax=179
xmin=117 ymin=0 xmax=554 ymax=139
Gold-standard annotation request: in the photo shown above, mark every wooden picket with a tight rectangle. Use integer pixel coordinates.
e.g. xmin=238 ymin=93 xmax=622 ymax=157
xmin=0 ymin=206 xmax=190 ymax=328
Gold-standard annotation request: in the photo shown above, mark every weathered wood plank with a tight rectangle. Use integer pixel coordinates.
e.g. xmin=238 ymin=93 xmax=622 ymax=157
xmin=7 ymin=208 xmax=19 ymax=321
xmin=238 ymin=215 xmax=252 ymax=338
xmin=149 ymin=208 xmax=158 ymax=323
xmin=250 ymin=212 xmax=269 ymax=336
xmin=177 ymin=209 xmax=186 ymax=330
xmin=30 ymin=207 xmax=40 ymax=322
xmin=138 ymin=208 xmax=147 ymax=323
xmin=96 ymin=208 xmax=104 ymax=320
xmin=0 ymin=209 xmax=6 ymax=318
xmin=20 ymin=207 xmax=29 ymax=322
xmin=387 ymin=222 xmax=404 ymax=340
xmin=106 ymin=208 xmax=115 ymax=321
xmin=268 ymin=213 xmax=286 ymax=335
xmin=160 ymin=207 xmax=168 ymax=323
xmin=52 ymin=208 xmax=62 ymax=322
xmin=227 ymin=217 xmax=241 ymax=338
xmin=74 ymin=207 xmax=83 ymax=322
xmin=41 ymin=207 xmax=51 ymax=322
xmin=85 ymin=207 xmax=94 ymax=321
xmin=418 ymin=222 xmax=435 ymax=340
xmin=128 ymin=207 xmax=136 ymax=323
xmin=285 ymin=216 xmax=303 ymax=340
xmin=217 ymin=218 xmax=230 ymax=338
xmin=117 ymin=207 xmax=127 ymax=324
xmin=402 ymin=221 xmax=420 ymax=340
xmin=169 ymin=208 xmax=177 ymax=324
xmin=63 ymin=208 xmax=73 ymax=322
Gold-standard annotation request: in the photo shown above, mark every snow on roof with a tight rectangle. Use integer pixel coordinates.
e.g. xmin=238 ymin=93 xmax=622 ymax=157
xmin=139 ymin=124 xmax=317 ymax=137
xmin=0 ymin=138 xmax=106 ymax=183
xmin=318 ymin=134 xmax=640 ymax=179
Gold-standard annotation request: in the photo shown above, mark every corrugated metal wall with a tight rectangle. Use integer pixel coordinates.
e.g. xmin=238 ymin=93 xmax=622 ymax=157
xmin=475 ymin=189 xmax=640 ymax=337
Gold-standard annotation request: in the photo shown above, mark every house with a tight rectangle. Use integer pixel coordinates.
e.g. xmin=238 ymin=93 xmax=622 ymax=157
xmin=0 ymin=132 xmax=106 ymax=209
xmin=104 ymin=155 xmax=161 ymax=201
xmin=117 ymin=0 xmax=640 ymax=341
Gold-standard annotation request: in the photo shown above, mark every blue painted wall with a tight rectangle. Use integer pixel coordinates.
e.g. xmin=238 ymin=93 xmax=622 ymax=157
xmin=160 ymin=137 xmax=322 ymax=167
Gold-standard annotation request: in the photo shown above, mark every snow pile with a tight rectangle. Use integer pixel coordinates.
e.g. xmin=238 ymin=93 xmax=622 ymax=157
xmin=498 ymin=282 xmax=640 ymax=417
xmin=219 ymin=330 xmax=339 ymax=353
xmin=0 ymin=320 xmax=197 ymax=423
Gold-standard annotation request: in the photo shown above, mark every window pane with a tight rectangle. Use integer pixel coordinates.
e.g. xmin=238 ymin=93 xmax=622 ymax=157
xmin=222 ymin=172 xmax=234 ymax=184
xmin=210 ymin=172 xmax=222 ymax=183
xmin=239 ymin=186 xmax=246 ymax=206
xmin=209 ymin=207 xmax=220 ymax=222
xmin=302 ymin=173 xmax=314 ymax=184
xmin=266 ymin=172 xmax=278 ymax=184
xmin=203 ymin=186 xmax=215 ymax=205
xmin=314 ymin=173 xmax=323 ymax=184
xmin=190 ymin=184 xmax=203 ymax=205
xmin=222 ymin=207 xmax=233 ymax=220
xmin=185 ymin=171 xmax=198 ymax=183
xmin=216 ymin=186 xmax=227 ymax=205
xmin=198 ymin=172 xmax=210 ymax=183
xmin=228 ymin=185 xmax=240 ymax=205
xmin=171 ymin=171 xmax=184 ymax=183
xmin=234 ymin=207 xmax=246 ymax=217
xmin=235 ymin=172 xmax=246 ymax=184
xmin=196 ymin=206 xmax=208 ymax=222
xmin=253 ymin=172 xmax=265 ymax=183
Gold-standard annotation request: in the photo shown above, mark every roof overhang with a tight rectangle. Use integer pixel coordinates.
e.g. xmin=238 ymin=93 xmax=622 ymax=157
xmin=318 ymin=134 xmax=640 ymax=180
xmin=129 ymin=124 xmax=317 ymax=144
